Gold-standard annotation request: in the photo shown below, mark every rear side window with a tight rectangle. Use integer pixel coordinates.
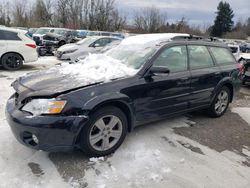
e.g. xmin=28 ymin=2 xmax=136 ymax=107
xmin=188 ymin=45 xmax=214 ymax=70
xmin=0 ymin=30 xmax=21 ymax=41
xmin=210 ymin=47 xmax=235 ymax=65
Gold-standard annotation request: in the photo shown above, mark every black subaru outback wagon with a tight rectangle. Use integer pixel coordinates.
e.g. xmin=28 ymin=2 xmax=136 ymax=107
xmin=6 ymin=34 xmax=240 ymax=157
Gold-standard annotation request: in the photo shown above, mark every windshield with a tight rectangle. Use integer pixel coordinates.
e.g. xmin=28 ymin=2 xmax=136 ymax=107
xmin=76 ymin=37 xmax=95 ymax=45
xmin=34 ymin=28 xmax=51 ymax=35
xmin=106 ymin=44 xmax=157 ymax=69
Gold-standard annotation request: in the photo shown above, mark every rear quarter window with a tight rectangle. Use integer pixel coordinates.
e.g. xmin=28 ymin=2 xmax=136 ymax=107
xmin=210 ymin=47 xmax=235 ymax=65
xmin=0 ymin=30 xmax=21 ymax=41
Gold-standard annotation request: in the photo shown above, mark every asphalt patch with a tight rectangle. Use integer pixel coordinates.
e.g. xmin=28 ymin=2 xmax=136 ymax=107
xmin=177 ymin=140 xmax=204 ymax=155
xmin=28 ymin=162 xmax=44 ymax=177
xmin=174 ymin=110 xmax=250 ymax=158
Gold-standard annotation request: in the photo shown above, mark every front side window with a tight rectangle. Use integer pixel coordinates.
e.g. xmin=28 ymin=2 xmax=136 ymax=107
xmin=153 ymin=46 xmax=188 ymax=73
xmin=93 ymin=38 xmax=111 ymax=47
xmin=0 ymin=30 xmax=21 ymax=40
xmin=188 ymin=45 xmax=214 ymax=70
xmin=210 ymin=47 xmax=235 ymax=65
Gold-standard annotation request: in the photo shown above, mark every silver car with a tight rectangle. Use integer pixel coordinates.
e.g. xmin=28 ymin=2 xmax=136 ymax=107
xmin=55 ymin=36 xmax=121 ymax=61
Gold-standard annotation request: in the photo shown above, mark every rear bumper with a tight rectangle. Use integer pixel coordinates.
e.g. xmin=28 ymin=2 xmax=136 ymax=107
xmin=23 ymin=50 xmax=38 ymax=63
xmin=5 ymin=95 xmax=89 ymax=152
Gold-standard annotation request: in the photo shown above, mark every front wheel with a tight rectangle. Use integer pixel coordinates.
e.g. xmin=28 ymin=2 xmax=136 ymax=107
xmin=207 ymin=87 xmax=231 ymax=117
xmin=80 ymin=106 xmax=128 ymax=157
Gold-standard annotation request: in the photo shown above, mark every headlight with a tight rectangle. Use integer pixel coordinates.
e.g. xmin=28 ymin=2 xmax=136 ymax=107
xmin=22 ymin=98 xmax=67 ymax=116
xmin=64 ymin=49 xmax=77 ymax=54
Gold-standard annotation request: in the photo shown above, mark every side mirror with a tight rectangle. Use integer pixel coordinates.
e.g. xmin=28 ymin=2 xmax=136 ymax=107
xmin=150 ymin=67 xmax=170 ymax=75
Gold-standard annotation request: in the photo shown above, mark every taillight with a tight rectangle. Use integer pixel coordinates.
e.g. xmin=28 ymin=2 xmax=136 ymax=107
xmin=26 ymin=44 xmax=37 ymax=48
xmin=238 ymin=63 xmax=245 ymax=74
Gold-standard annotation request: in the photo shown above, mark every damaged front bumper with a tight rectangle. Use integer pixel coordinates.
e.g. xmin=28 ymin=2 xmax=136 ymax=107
xmin=5 ymin=94 xmax=89 ymax=152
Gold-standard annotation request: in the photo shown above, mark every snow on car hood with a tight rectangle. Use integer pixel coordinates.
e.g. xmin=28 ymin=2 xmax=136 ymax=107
xmin=59 ymin=53 xmax=137 ymax=83
xmin=14 ymin=54 xmax=137 ymax=95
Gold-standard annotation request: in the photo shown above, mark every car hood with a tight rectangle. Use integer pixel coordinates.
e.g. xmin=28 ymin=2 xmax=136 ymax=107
xmin=12 ymin=54 xmax=137 ymax=99
xmin=58 ymin=44 xmax=78 ymax=52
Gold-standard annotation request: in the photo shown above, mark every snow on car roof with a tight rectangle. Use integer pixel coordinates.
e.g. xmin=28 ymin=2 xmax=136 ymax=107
xmin=121 ymin=33 xmax=190 ymax=45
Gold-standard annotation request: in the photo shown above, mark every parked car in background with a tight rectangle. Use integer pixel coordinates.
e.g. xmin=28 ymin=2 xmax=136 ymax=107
xmin=33 ymin=27 xmax=78 ymax=46
xmin=56 ymin=36 xmax=121 ymax=61
xmin=0 ymin=27 xmax=38 ymax=70
xmin=6 ymin=34 xmax=240 ymax=157
xmin=239 ymin=53 xmax=250 ymax=85
xmin=228 ymin=44 xmax=240 ymax=61
xmin=42 ymin=29 xmax=79 ymax=47
xmin=77 ymin=30 xmax=89 ymax=38
xmin=70 ymin=39 xmax=122 ymax=64
xmin=32 ymin=27 xmax=54 ymax=45
xmin=240 ymin=43 xmax=250 ymax=53
xmin=85 ymin=30 xmax=125 ymax=39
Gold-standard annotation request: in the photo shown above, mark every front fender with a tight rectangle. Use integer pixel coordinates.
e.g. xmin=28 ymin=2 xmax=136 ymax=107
xmin=83 ymin=92 xmax=131 ymax=109
xmin=83 ymin=92 xmax=135 ymax=131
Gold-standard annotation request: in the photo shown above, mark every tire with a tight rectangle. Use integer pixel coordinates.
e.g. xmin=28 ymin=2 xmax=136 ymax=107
xmin=80 ymin=106 xmax=128 ymax=157
xmin=207 ymin=86 xmax=231 ymax=118
xmin=1 ymin=53 xmax=23 ymax=70
xmin=38 ymin=47 xmax=47 ymax=56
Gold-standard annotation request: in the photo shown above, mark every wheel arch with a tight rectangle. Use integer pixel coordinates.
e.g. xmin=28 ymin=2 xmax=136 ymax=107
xmin=90 ymin=100 xmax=135 ymax=133
xmin=212 ymin=79 xmax=234 ymax=103
xmin=0 ymin=52 xmax=25 ymax=64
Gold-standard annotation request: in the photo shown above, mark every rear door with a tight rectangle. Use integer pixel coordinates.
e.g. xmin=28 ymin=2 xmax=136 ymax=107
xmin=188 ymin=45 xmax=222 ymax=108
xmin=2 ymin=30 xmax=22 ymax=54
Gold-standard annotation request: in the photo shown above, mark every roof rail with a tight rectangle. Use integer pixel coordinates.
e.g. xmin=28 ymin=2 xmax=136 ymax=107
xmin=172 ymin=35 xmax=221 ymax=42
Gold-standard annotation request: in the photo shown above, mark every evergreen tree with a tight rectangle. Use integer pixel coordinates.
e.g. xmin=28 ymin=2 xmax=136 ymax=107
xmin=211 ymin=1 xmax=234 ymax=37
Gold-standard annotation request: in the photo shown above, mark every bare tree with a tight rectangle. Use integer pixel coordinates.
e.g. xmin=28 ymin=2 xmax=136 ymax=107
xmin=55 ymin=0 xmax=70 ymax=27
xmin=134 ymin=7 xmax=167 ymax=33
xmin=12 ymin=0 xmax=30 ymax=27
xmin=32 ymin=0 xmax=53 ymax=27
xmin=83 ymin=0 xmax=126 ymax=31
xmin=68 ymin=0 xmax=84 ymax=29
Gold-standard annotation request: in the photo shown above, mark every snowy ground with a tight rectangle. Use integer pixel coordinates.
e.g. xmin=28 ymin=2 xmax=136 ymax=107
xmin=0 ymin=57 xmax=250 ymax=188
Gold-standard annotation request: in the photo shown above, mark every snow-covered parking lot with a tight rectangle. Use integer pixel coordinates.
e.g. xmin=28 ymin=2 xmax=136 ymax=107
xmin=1 ymin=57 xmax=250 ymax=188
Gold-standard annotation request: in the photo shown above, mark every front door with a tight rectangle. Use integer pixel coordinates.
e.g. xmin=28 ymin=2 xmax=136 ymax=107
xmin=132 ymin=45 xmax=191 ymax=122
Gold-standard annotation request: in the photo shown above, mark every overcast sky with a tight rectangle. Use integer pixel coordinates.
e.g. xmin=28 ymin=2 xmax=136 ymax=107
xmin=116 ymin=0 xmax=250 ymax=25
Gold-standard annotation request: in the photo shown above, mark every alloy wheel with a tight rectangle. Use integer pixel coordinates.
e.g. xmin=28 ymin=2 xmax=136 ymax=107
xmin=215 ymin=90 xmax=229 ymax=115
xmin=89 ymin=115 xmax=123 ymax=151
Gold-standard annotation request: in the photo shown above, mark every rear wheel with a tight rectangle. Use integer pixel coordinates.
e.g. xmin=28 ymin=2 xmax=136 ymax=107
xmin=1 ymin=53 xmax=23 ymax=70
xmin=207 ymin=86 xmax=231 ymax=117
xmin=80 ymin=106 xmax=128 ymax=157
